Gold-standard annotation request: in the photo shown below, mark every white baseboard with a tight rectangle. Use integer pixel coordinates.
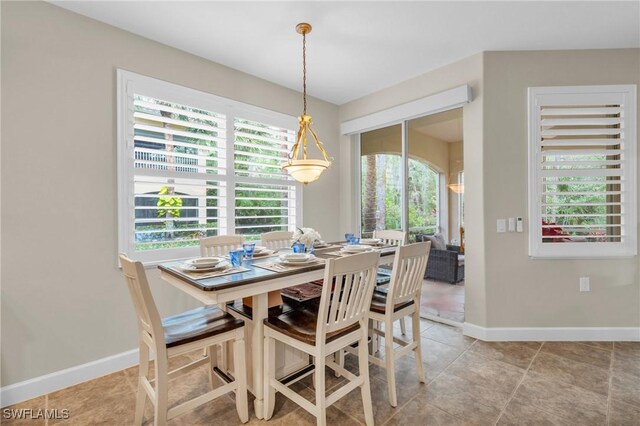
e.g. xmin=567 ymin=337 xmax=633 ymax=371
xmin=1 ymin=348 xmax=140 ymax=408
xmin=463 ymin=323 xmax=640 ymax=342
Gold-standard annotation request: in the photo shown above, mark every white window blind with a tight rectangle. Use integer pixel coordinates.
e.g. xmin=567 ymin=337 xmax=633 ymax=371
xmin=118 ymin=70 xmax=301 ymax=263
xmin=528 ymin=85 xmax=637 ymax=258
xmin=233 ymin=117 xmax=298 ymax=238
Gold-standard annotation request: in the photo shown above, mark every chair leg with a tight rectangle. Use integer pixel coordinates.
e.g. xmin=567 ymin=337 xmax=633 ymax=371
xmin=399 ymin=317 xmax=407 ymax=335
xmin=263 ymin=335 xmax=276 ymax=420
xmin=314 ymin=352 xmax=327 ymax=426
xmin=311 ymin=356 xmax=316 ymax=389
xmin=207 ymin=345 xmax=217 ymax=389
xmin=220 ymin=342 xmax=229 ymax=372
xmin=154 ymin=354 xmax=169 ymax=426
xmin=412 ymin=312 xmax=426 ymax=384
xmin=384 ymin=320 xmax=398 ymax=407
xmin=358 ymin=333 xmax=375 ymax=426
xmin=134 ymin=343 xmax=149 ymax=426
xmin=334 ymin=350 xmax=344 ymax=378
xmin=233 ymin=338 xmax=249 ymax=423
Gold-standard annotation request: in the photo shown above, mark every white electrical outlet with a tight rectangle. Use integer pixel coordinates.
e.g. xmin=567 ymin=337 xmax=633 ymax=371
xmin=508 ymin=217 xmax=516 ymax=232
xmin=497 ymin=219 xmax=506 ymax=233
xmin=579 ymin=277 xmax=590 ymax=292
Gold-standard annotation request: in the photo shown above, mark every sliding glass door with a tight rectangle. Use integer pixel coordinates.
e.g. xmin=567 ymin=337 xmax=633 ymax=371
xmin=360 ymin=124 xmax=402 ymax=238
xmin=358 ymin=108 xmax=465 ymax=242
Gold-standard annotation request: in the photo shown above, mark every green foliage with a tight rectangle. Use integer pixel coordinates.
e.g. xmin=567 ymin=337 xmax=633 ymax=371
xmin=361 ymin=154 xmax=439 ymax=235
xmin=156 ymin=186 xmax=182 ymax=218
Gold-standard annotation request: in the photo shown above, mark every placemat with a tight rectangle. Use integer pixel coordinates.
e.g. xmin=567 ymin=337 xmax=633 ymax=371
xmin=170 ymin=265 xmax=250 ymax=280
xmin=281 ymin=282 xmax=324 ymax=302
xmin=253 ymin=259 xmax=326 ymax=273
xmin=324 ymin=248 xmax=382 ymax=257
xmin=312 ymin=244 xmax=343 ymax=251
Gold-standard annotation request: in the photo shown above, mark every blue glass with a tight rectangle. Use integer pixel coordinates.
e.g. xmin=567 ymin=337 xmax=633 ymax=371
xmin=292 ymin=242 xmax=305 ymax=253
xmin=344 ymin=233 xmax=354 ymax=242
xmin=229 ymin=249 xmax=244 ymax=268
xmin=242 ymin=243 xmax=256 ymax=260
xmin=347 ymin=235 xmax=360 ymax=245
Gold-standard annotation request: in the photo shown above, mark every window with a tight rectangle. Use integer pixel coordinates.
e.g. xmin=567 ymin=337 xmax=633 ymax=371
xmin=528 ymin=85 xmax=637 ymax=258
xmin=118 ymin=70 xmax=301 ymax=263
xmin=359 ymin=153 xmax=440 ymax=241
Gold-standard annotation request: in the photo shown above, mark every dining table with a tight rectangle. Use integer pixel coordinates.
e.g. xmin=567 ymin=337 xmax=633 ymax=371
xmin=157 ymin=242 xmax=397 ymax=419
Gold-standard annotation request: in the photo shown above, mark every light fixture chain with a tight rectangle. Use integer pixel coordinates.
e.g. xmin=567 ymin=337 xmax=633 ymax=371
xmin=302 ymin=31 xmax=307 ymax=115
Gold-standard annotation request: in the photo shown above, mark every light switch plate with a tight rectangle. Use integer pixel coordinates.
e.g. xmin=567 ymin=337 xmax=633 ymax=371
xmin=508 ymin=218 xmax=516 ymax=232
xmin=580 ymin=277 xmax=590 ymax=292
xmin=497 ymin=219 xmax=506 ymax=233
xmin=516 ymin=217 xmax=523 ymax=233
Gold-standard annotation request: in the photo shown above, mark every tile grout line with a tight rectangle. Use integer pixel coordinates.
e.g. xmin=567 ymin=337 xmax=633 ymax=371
xmin=493 ymin=342 xmax=545 ymax=426
xmin=605 ymin=343 xmax=616 ymax=426
xmin=379 ymin=325 xmax=479 ymax=425
xmin=380 ymin=394 xmax=421 ymax=426
xmin=425 ymin=335 xmax=477 ymax=386
xmin=410 ymin=337 xmax=483 ymax=423
xmin=45 ymin=394 xmax=49 ymax=426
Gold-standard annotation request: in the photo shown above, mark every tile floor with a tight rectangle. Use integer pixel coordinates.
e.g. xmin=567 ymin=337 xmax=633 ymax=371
xmin=421 ymin=280 xmax=465 ymax=323
xmin=4 ymin=321 xmax=639 ymax=425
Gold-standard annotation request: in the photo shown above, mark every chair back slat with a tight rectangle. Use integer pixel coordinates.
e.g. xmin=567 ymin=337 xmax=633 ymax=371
xmin=317 ymin=251 xmax=380 ymax=337
xmin=261 ymin=231 xmax=293 ymax=250
xmin=388 ymin=242 xmax=431 ymax=306
xmin=373 ymin=229 xmax=406 ymax=246
xmin=200 ymin=235 xmax=243 ymax=257
xmin=119 ymin=254 xmax=165 ymax=348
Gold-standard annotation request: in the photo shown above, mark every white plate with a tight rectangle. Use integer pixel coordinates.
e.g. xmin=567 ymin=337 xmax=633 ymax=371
xmin=360 ymin=238 xmax=381 ymax=245
xmin=279 ymin=256 xmax=319 ymax=266
xmin=341 ymin=245 xmax=373 ymax=254
xmin=313 ymin=241 xmax=329 ymax=248
xmin=184 ymin=257 xmax=223 ymax=269
xmin=252 ymin=249 xmax=275 ymax=258
xmin=253 ymin=245 xmax=268 ymax=254
xmin=280 ymin=253 xmax=312 ymax=262
xmin=179 ymin=260 xmax=230 ymax=272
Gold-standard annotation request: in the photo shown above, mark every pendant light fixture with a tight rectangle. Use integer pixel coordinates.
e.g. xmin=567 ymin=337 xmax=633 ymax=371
xmin=282 ymin=22 xmax=332 ymax=184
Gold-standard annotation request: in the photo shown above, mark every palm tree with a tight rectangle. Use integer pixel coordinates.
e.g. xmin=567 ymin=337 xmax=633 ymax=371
xmin=363 ymin=155 xmax=377 ymax=235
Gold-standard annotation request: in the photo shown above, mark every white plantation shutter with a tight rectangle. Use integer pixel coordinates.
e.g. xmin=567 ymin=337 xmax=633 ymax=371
xmin=233 ymin=117 xmax=298 ymax=240
xmin=118 ymin=70 xmax=301 ymax=263
xmin=528 ymin=85 xmax=637 ymax=258
xmin=130 ymin=94 xmax=228 ymax=260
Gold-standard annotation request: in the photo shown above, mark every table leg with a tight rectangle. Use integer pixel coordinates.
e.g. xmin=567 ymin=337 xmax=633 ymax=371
xmin=252 ymin=292 xmax=268 ymax=419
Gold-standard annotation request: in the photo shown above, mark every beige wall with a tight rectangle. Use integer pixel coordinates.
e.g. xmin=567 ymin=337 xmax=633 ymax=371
xmin=483 ymin=49 xmax=640 ymax=327
xmin=360 ymin=126 xmax=450 ymax=172
xmin=448 ymin=141 xmax=463 ymax=241
xmin=339 ymin=53 xmax=487 ymax=328
xmin=0 ymin=1 xmax=340 ymax=386
xmin=340 ymin=48 xmax=640 ymax=332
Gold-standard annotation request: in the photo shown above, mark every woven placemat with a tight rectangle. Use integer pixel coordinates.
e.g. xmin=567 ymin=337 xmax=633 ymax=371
xmin=253 ymin=259 xmax=325 ymax=273
xmin=171 ymin=265 xmax=250 ymax=280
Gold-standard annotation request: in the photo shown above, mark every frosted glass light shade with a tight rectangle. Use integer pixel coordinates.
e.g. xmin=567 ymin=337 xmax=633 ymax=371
xmin=282 ymin=159 xmax=331 ymax=184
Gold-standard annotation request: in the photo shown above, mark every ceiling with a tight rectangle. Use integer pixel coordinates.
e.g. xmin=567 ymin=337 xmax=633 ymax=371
xmin=50 ymin=1 xmax=640 ymax=105
xmin=410 ymin=109 xmax=463 ymax=142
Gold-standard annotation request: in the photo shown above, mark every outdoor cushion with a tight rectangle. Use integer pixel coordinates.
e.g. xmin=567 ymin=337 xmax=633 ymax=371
xmin=424 ymin=233 xmax=446 ymax=250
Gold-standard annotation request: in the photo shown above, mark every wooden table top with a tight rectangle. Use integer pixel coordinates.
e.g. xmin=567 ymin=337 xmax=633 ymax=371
xmin=157 ymin=243 xmax=397 ymax=292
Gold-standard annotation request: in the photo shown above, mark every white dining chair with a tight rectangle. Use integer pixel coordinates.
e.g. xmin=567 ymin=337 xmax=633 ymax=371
xmin=373 ymin=229 xmax=409 ymax=336
xmin=349 ymin=241 xmax=431 ymax=407
xmin=373 ymin=229 xmax=406 ymax=246
xmin=119 ymin=254 xmax=249 ymax=425
xmin=263 ymin=251 xmax=380 ymax=426
xmin=261 ymin=231 xmax=293 ymax=250
xmin=199 ymin=234 xmax=244 ymax=368
xmin=199 ymin=234 xmax=244 ymax=257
